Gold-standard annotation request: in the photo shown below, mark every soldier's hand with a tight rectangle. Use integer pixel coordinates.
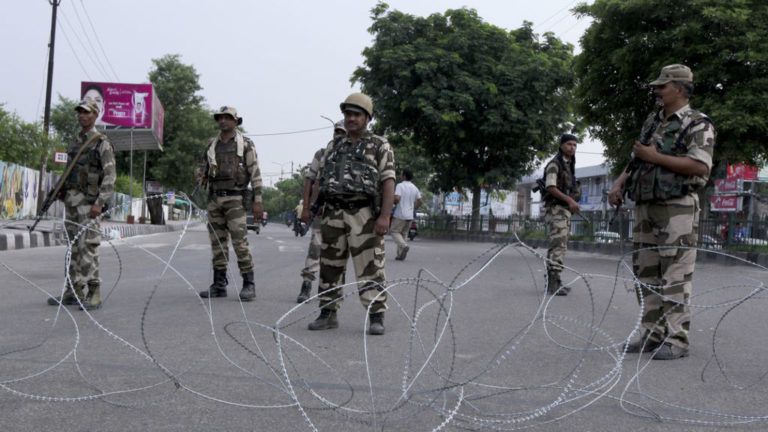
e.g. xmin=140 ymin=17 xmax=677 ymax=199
xmin=88 ymin=203 xmax=102 ymax=219
xmin=252 ymin=202 xmax=263 ymax=221
xmin=607 ymin=187 xmax=623 ymax=207
xmin=567 ymin=198 xmax=580 ymax=214
xmin=632 ymin=140 xmax=659 ymax=163
xmin=300 ymin=207 xmax=311 ymax=224
xmin=374 ymin=215 xmax=390 ymax=236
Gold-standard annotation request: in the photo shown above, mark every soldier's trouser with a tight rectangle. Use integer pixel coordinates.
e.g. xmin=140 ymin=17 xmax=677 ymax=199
xmin=632 ymin=197 xmax=698 ymax=349
xmin=545 ymin=204 xmax=572 ymax=277
xmin=300 ymin=224 xmax=322 ymax=282
xmin=65 ymin=203 xmax=101 ymax=290
xmin=318 ymin=206 xmax=387 ymax=313
xmin=207 ymin=195 xmax=253 ymax=272
xmin=389 ymin=217 xmax=410 ymax=254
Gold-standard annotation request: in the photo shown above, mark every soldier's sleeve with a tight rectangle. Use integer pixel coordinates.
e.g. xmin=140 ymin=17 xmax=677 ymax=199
xmin=244 ymin=138 xmax=263 ymax=204
xmin=544 ymin=161 xmax=558 ymax=188
xmin=685 ymin=118 xmax=715 ymax=172
xmin=377 ymin=138 xmax=396 ymax=183
xmin=97 ymin=137 xmax=116 ymax=207
xmin=306 ymin=148 xmax=324 ymax=181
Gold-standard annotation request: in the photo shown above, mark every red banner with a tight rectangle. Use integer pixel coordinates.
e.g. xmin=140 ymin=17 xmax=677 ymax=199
xmin=726 ymin=163 xmax=758 ymax=181
xmin=714 ymin=178 xmax=740 ymax=193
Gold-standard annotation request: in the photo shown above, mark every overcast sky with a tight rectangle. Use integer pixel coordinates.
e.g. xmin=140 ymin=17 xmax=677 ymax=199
xmin=1 ymin=0 xmax=600 ymax=187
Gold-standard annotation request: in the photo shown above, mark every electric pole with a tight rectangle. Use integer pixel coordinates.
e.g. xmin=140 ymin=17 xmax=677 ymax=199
xmin=38 ymin=0 xmax=62 ymax=213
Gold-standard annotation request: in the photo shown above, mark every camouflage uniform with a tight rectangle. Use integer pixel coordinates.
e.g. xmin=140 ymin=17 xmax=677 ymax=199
xmin=300 ymin=148 xmax=325 ymax=283
xmin=543 ymin=154 xmax=580 ymax=292
xmin=316 ymin=131 xmax=395 ymax=313
xmin=203 ymin=133 xmax=262 ymax=273
xmin=63 ymin=129 xmax=116 ymax=304
xmin=631 ymin=105 xmax=715 ymax=349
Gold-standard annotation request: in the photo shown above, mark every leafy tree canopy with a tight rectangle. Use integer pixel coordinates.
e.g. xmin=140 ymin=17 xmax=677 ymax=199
xmin=353 ymin=3 xmax=575 ymax=221
xmin=0 ymin=104 xmax=54 ymax=169
xmin=147 ymin=54 xmax=217 ymax=193
xmin=575 ymin=0 xmax=768 ymax=171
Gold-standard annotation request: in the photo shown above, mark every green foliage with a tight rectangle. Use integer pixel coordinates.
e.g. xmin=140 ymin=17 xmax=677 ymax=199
xmin=354 ymin=4 xmax=575 ymax=222
xmin=114 ymin=174 xmax=142 ymax=197
xmin=262 ymin=175 xmax=305 ymax=217
xmin=0 ymin=104 xmax=53 ymax=168
xmin=50 ymin=95 xmax=80 ymax=147
xmin=575 ymin=0 xmax=768 ymax=172
xmin=146 ymin=54 xmax=217 ymax=194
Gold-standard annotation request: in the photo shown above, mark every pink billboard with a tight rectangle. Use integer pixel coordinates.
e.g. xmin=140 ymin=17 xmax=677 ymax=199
xmin=81 ymin=82 xmax=164 ymax=145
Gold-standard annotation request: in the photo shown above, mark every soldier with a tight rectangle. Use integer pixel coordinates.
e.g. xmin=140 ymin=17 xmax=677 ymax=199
xmin=307 ymin=93 xmax=395 ymax=335
xmin=390 ymin=168 xmax=422 ymax=261
xmin=47 ymin=101 xmax=116 ymax=310
xmin=296 ymin=121 xmax=346 ymax=303
xmin=198 ymin=106 xmax=263 ymax=301
xmin=609 ymin=64 xmax=715 ymax=360
xmin=543 ymin=134 xmax=581 ymax=296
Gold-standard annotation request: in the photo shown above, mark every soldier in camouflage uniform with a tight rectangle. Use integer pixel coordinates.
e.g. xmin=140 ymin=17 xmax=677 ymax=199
xmin=198 ymin=106 xmax=263 ymax=302
xmin=296 ymin=121 xmax=346 ymax=303
xmin=47 ymin=101 xmax=116 ymax=310
xmin=543 ymin=134 xmax=581 ymax=296
xmin=308 ymin=93 xmax=395 ymax=335
xmin=609 ymin=64 xmax=715 ymax=360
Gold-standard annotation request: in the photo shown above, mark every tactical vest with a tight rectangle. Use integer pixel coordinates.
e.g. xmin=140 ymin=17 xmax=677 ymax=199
xmin=208 ymin=138 xmax=249 ymax=191
xmin=628 ymin=109 xmax=711 ymax=203
xmin=544 ymin=155 xmax=581 ymax=205
xmin=320 ymin=134 xmax=382 ymax=199
xmin=65 ymin=133 xmax=107 ymax=204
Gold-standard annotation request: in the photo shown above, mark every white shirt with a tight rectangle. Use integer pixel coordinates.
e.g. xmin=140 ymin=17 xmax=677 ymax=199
xmin=393 ymin=180 xmax=421 ymax=220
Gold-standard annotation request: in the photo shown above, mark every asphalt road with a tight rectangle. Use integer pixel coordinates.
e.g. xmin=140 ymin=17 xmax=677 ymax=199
xmin=1 ymin=222 xmax=767 ymax=432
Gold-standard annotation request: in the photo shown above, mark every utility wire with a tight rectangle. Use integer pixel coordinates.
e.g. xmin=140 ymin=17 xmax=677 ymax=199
xmin=245 ymin=125 xmax=330 ymax=137
xmin=534 ymin=0 xmax=579 ymax=30
xmin=59 ymin=9 xmax=109 ymax=79
xmin=69 ymin=0 xmax=115 ymax=81
xmin=78 ymin=0 xmax=121 ymax=81
xmin=56 ymin=19 xmax=93 ymax=81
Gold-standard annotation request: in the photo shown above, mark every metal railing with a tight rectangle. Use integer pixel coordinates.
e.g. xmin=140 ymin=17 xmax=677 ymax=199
xmin=418 ymin=213 xmax=768 ymax=251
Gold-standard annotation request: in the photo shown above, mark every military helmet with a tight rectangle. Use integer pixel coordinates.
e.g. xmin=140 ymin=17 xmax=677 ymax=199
xmin=213 ymin=106 xmax=243 ymax=125
xmin=340 ymin=92 xmax=373 ymax=118
xmin=333 ymin=119 xmax=346 ymax=133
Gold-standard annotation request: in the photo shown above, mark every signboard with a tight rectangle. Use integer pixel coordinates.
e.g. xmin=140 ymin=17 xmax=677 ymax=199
xmin=726 ymin=162 xmax=758 ymax=181
xmin=53 ymin=152 xmax=68 ymax=164
xmin=714 ymin=178 xmax=740 ymax=194
xmin=166 ymin=191 xmax=175 ymax=205
xmin=145 ymin=180 xmax=163 ymax=194
xmin=710 ymin=195 xmax=741 ymax=212
xmin=81 ymin=81 xmax=165 ymax=149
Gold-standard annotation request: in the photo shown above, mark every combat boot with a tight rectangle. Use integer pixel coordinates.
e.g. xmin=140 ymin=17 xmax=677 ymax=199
xmin=47 ymin=285 xmax=85 ymax=306
xmin=368 ymin=312 xmax=385 ymax=335
xmin=239 ymin=271 xmax=256 ymax=302
xmin=308 ymin=308 xmax=338 ymax=331
xmin=80 ymin=285 xmax=102 ymax=310
xmin=296 ymin=280 xmax=312 ymax=303
xmin=200 ymin=269 xmax=228 ymax=298
xmin=546 ymin=271 xmax=562 ymax=295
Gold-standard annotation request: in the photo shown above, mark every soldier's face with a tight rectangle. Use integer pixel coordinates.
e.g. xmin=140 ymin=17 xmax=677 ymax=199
xmin=77 ymin=109 xmax=97 ymax=130
xmin=560 ymin=140 xmax=577 ymax=158
xmin=652 ymin=83 xmax=682 ymax=107
xmin=343 ymin=110 xmax=368 ymax=135
xmin=217 ymin=114 xmax=237 ymax=132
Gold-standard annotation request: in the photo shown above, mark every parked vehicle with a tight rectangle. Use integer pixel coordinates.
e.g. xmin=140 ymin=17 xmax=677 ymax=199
xmin=594 ymin=231 xmax=620 ymax=244
xmin=246 ymin=213 xmax=260 ymax=234
xmin=408 ymin=220 xmax=418 ymax=241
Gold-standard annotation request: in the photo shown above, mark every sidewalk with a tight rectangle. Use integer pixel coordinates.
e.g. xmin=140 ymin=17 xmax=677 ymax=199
xmin=0 ymin=218 xmax=197 ymax=251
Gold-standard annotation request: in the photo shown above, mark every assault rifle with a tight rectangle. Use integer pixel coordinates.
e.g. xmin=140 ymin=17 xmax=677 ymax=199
xmin=29 ymin=133 xmax=103 ymax=233
xmin=610 ymin=116 xmax=661 ymax=225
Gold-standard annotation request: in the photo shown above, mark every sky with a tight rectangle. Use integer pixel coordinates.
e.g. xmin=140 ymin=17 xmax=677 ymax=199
xmin=1 ymin=0 xmax=599 ymax=188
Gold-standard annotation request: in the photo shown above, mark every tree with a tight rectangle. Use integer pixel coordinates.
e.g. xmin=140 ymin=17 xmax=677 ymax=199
xmin=575 ymin=0 xmax=768 ymax=171
xmin=0 ymin=104 xmax=53 ymax=168
xmin=147 ymin=54 xmax=217 ymax=193
xmin=354 ymin=3 xmax=575 ymax=229
xmin=49 ymin=95 xmax=80 ymax=147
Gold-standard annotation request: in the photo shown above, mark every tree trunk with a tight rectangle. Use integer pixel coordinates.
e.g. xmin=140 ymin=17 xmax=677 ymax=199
xmin=470 ymin=185 xmax=482 ymax=232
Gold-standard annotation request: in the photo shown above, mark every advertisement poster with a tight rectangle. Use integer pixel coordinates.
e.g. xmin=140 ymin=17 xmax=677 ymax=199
xmin=714 ymin=178 xmax=740 ymax=194
xmin=80 ymin=82 xmax=154 ymax=129
xmin=710 ymin=195 xmax=741 ymax=212
xmin=726 ymin=162 xmax=758 ymax=181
